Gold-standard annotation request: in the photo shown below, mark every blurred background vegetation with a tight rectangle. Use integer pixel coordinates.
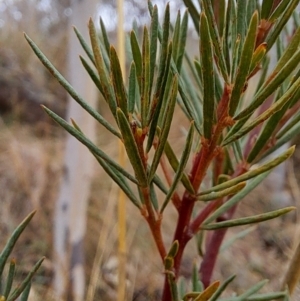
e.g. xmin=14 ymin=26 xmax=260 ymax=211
xmin=1 ymin=1 xmax=300 ymax=300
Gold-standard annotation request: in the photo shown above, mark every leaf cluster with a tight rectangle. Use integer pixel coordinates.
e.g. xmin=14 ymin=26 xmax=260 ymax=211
xmin=24 ymin=0 xmax=300 ymax=300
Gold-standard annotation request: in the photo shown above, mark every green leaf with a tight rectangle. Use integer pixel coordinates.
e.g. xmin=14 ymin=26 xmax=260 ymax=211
xmin=201 ymin=207 xmax=295 ymax=230
xmin=89 ymin=19 xmax=117 ymax=117
xmin=223 ymin=0 xmax=232 ymax=74
xmin=220 ymin=226 xmax=256 ymax=252
xmin=261 ymin=0 xmax=273 ymax=19
xmin=146 ymin=42 xmax=173 ymax=152
xmin=94 ymin=154 xmax=141 ymax=208
xmin=200 ymin=12 xmax=215 ymax=139
xmin=204 ymin=171 xmax=272 ymax=225
xmin=202 ymin=0 xmax=229 ymax=83
xmin=130 ymin=30 xmax=142 ymax=90
xmin=164 ymin=140 xmax=194 ymax=194
xmin=199 ymin=145 xmax=294 ymax=196
xmin=276 ymin=110 xmax=300 ymax=140
xmin=271 ymin=24 xmax=300 ymax=78
xmin=249 ymin=42 xmax=267 ymax=75
xmin=176 ymin=10 xmax=188 ymax=72
xmin=233 ymin=280 xmax=268 ymax=301
xmin=197 ymin=182 xmax=246 ymax=202
xmin=247 ymin=0 xmax=257 ymax=27
xmin=20 ymin=282 xmax=31 ymax=301
xmin=231 ymin=35 xmax=241 ymax=83
xmin=116 ymin=108 xmax=148 ymax=187
xmin=165 ymin=241 xmax=179 ymax=301
xmin=225 ymin=75 xmax=300 ymax=145
xmin=172 ymin=11 xmax=181 ymax=64
xmin=262 ymin=122 xmax=300 ymax=160
xmin=79 ymin=55 xmax=104 ymax=95
xmin=148 ymin=75 xmax=178 ymax=182
xmin=149 ymin=182 xmax=159 ymax=210
xmin=182 ymin=0 xmax=200 ymax=34
xmin=110 ymin=46 xmax=128 ymax=117
xmin=128 ymin=62 xmax=137 ymax=115
xmin=246 ymin=291 xmax=289 ymax=301
xmin=141 ymin=26 xmax=151 ymax=129
xmin=235 ymin=48 xmax=300 ymax=120
xmin=100 ymin=17 xmax=110 ymax=55
xmin=266 ymin=0 xmax=300 ymax=51
xmin=154 ymin=2 xmax=170 ymax=92
xmin=151 ymin=171 xmax=168 ymax=195
xmin=160 ymin=122 xmax=194 ymax=213
xmin=167 ymin=240 xmax=179 ymax=258
xmin=193 ymin=281 xmax=220 ymax=301
xmin=269 ymin=0 xmax=290 ymax=22
xmin=73 ymin=26 xmax=95 ymax=65
xmin=4 ymin=259 xmax=15 ymax=299
xmin=7 ymin=257 xmax=44 ymax=301
xmin=236 ymin=0 xmax=247 ymax=47
xmin=192 ymin=262 xmax=203 ymax=292
xmin=229 ymin=11 xmax=258 ymax=116
xmin=43 ymin=106 xmax=139 ymax=185
xmin=0 ymin=211 xmax=36 ymax=278
xmin=24 ymin=33 xmax=121 ymax=139
xmin=209 ymin=275 xmax=236 ymax=301
xmin=176 ymin=69 xmax=202 ymax=134
xmin=149 ymin=4 xmax=158 ymax=94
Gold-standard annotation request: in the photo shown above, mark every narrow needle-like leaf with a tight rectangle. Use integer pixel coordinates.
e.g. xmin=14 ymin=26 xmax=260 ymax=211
xmin=4 ymin=259 xmax=16 ymax=299
xmin=197 ymin=182 xmax=246 ymax=202
xmin=199 ymin=146 xmax=294 ymax=195
xmin=141 ymin=26 xmax=150 ymax=129
xmin=89 ymin=19 xmax=117 ymax=116
xmin=164 ymin=140 xmax=194 ymax=194
xmin=79 ymin=55 xmax=104 ymax=95
xmin=43 ymin=106 xmax=138 ymax=185
xmin=194 ymin=281 xmax=220 ymax=301
xmin=116 ymin=108 xmax=148 ymax=187
xmin=202 ymin=0 xmax=229 ymax=83
xmin=128 ymin=62 xmax=136 ymax=115
xmin=110 ymin=46 xmax=128 ymax=117
xmin=209 ymin=275 xmax=236 ymax=301
xmin=148 ymin=76 xmax=178 ymax=182
xmin=100 ymin=17 xmax=110 ymax=54
xmin=73 ymin=26 xmax=95 ymax=65
xmin=160 ymin=122 xmax=194 ymax=213
xmin=235 ymin=48 xmax=300 ymax=120
xmin=200 ymin=12 xmax=215 ymax=139
xmin=201 ymin=207 xmax=295 ymax=230
xmin=130 ymin=30 xmax=142 ymax=90
xmin=177 ymin=10 xmax=188 ymax=72
xmin=229 ymin=11 xmax=258 ymax=116
xmin=20 ymin=282 xmax=31 ymax=301
xmin=7 ymin=257 xmax=45 ymax=301
xmin=0 ymin=211 xmax=36 ymax=278
xmin=146 ymin=42 xmax=173 ymax=152
xmin=24 ymin=33 xmax=121 ymax=138
xmin=203 ymin=172 xmax=271 ymax=227
xmin=225 ymin=75 xmax=300 ymax=145
xmin=71 ymin=118 xmax=141 ymax=208
xmin=149 ymin=4 xmax=158 ymax=94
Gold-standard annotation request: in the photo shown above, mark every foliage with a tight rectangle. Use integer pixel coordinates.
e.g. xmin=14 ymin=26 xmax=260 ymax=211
xmin=25 ymin=0 xmax=300 ymax=300
xmin=0 ymin=211 xmax=44 ymax=301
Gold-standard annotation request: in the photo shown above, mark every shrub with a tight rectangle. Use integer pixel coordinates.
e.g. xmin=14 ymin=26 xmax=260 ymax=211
xmin=26 ymin=0 xmax=300 ymax=300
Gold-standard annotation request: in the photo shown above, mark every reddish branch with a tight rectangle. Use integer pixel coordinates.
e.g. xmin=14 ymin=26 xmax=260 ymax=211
xmin=162 ymin=85 xmax=233 ymax=301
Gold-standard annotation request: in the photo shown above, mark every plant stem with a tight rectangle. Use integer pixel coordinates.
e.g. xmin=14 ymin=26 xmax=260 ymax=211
xmin=141 ymin=187 xmax=167 ymax=260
